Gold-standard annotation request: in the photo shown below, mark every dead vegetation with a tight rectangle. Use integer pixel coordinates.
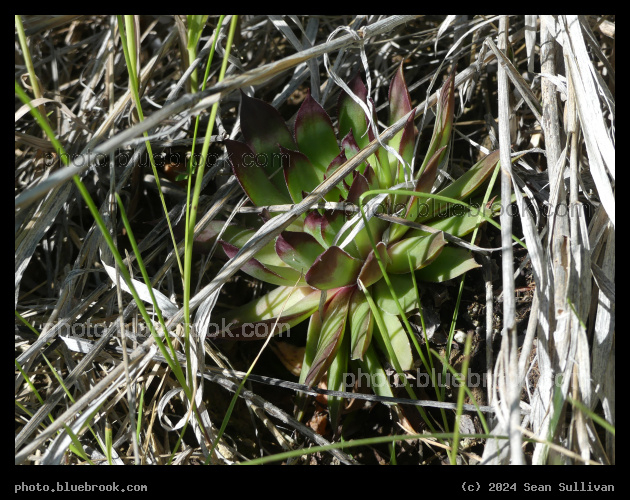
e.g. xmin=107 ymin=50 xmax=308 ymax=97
xmin=15 ymin=15 xmax=614 ymax=466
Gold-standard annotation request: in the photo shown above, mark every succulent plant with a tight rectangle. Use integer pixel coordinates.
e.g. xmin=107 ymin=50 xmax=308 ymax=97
xmin=209 ymin=66 xmax=504 ymax=426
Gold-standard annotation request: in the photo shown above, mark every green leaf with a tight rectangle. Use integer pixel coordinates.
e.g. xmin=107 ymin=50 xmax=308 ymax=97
xmin=370 ymin=134 xmax=391 ymax=188
xmin=186 ymin=15 xmax=209 ymax=49
xmin=406 ymin=197 xmax=499 ymax=239
xmin=305 ymin=286 xmax=354 ymax=386
xmin=355 ymin=344 xmax=396 ymax=399
xmin=373 ymin=312 xmax=414 ymax=371
xmin=386 ymin=231 xmax=447 ymax=274
xmin=296 ymin=311 xmax=323 ymax=420
xmin=321 ymin=211 xmax=354 ymax=253
xmin=388 ymin=145 xmax=446 ymax=243
xmin=374 ymin=273 xmax=419 ymax=315
xmin=299 ymin=311 xmax=322 ymax=386
xmin=337 ymin=73 xmax=369 ymax=150
xmin=295 ymin=92 xmax=340 ymax=173
xmin=225 ymin=140 xmax=291 ymax=206
xmin=416 ymin=150 xmax=501 ymax=224
xmin=217 ymin=286 xmax=321 ymax=340
xmin=280 ymin=146 xmax=322 ymax=203
xmin=327 ymin=328 xmax=350 ymax=430
xmin=349 ymin=289 xmax=373 ymax=360
xmin=415 ymin=246 xmax=480 ymax=282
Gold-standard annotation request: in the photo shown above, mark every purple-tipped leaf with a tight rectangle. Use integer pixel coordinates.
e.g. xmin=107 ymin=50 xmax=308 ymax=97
xmin=435 ymin=69 xmax=456 ymax=141
xmin=394 ymin=110 xmax=417 ymax=183
xmin=341 ymin=130 xmax=360 ymax=159
xmin=414 ymin=145 xmax=445 ymax=195
xmin=345 ymin=171 xmax=369 ymax=205
xmin=417 ymin=70 xmax=455 ymax=177
xmin=221 ymin=241 xmax=306 ymax=287
xmin=305 ymin=246 xmax=362 ymax=290
xmin=303 ymin=211 xmax=328 ymax=249
xmin=357 ymin=241 xmax=389 ymax=287
xmin=388 ymin=67 xmax=416 ymax=179
xmin=324 ymin=150 xmax=350 ymax=199
xmin=276 ymin=231 xmax=325 ymax=273
xmin=240 ymin=90 xmax=296 ymax=152
xmin=340 ymin=131 xmax=369 ymax=177
xmin=389 ymin=64 xmax=413 ymax=126
xmin=362 ymin=163 xmax=379 ymax=190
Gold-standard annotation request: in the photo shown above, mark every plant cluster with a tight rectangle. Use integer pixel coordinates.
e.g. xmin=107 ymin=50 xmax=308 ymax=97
xmin=209 ymin=66 xmax=503 ymax=426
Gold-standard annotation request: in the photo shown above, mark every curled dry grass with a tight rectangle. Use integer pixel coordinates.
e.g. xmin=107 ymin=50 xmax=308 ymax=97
xmin=15 ymin=15 xmax=614 ymax=465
